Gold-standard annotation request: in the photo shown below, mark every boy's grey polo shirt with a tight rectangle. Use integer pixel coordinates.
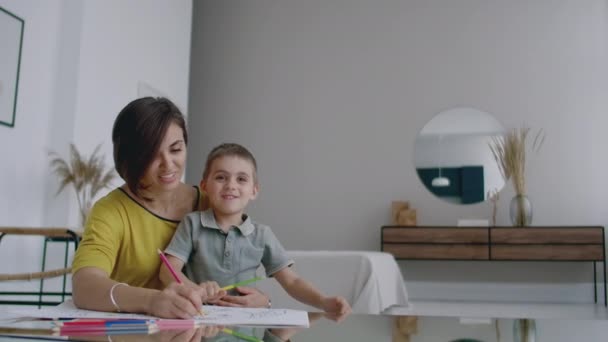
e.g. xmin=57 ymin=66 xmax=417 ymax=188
xmin=165 ymin=209 xmax=294 ymax=288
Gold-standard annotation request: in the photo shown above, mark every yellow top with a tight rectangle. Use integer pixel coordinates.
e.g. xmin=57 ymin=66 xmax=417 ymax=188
xmin=72 ymin=187 xmax=203 ymax=289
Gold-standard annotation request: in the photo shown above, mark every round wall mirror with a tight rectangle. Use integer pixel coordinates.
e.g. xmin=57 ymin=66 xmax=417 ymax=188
xmin=414 ymin=107 xmax=506 ymax=205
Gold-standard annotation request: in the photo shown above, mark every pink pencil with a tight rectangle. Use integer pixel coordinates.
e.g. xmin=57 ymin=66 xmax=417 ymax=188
xmin=157 ymin=249 xmax=182 ymax=284
xmin=157 ymin=249 xmax=206 ymax=316
xmin=155 ymin=319 xmax=201 ymax=328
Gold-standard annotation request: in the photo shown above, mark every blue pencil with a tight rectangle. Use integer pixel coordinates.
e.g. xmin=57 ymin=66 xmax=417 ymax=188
xmin=55 ymin=319 xmax=151 ymax=327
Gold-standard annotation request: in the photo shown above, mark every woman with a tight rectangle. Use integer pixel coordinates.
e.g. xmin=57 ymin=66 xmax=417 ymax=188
xmin=72 ymin=97 xmax=269 ymax=318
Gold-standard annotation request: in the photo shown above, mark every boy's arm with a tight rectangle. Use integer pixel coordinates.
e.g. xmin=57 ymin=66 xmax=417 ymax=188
xmin=274 ymin=267 xmax=351 ymax=321
xmin=273 ymin=267 xmax=326 ymax=309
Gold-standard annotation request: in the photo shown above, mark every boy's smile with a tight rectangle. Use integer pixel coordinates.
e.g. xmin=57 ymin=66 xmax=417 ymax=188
xmin=202 ymin=155 xmax=258 ymax=229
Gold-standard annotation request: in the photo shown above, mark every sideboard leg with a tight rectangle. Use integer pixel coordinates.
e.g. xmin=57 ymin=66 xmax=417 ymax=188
xmin=604 ymin=260 xmax=608 ymax=306
xmin=594 ymin=262 xmax=597 ymax=303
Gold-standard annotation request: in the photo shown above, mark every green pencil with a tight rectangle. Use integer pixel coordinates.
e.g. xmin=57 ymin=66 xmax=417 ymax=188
xmin=222 ymin=328 xmax=263 ymax=342
xmin=221 ymin=277 xmax=263 ymax=291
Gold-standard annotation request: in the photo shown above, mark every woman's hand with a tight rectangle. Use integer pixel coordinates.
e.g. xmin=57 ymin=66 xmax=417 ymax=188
xmin=146 ymin=282 xmax=206 ymax=318
xmin=321 ymin=296 xmax=351 ymax=322
xmin=210 ymin=286 xmax=270 ymax=308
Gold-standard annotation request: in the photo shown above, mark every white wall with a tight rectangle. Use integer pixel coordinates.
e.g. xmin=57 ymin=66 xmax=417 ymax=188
xmin=0 ymin=0 xmax=192 ymax=295
xmin=0 ymin=0 xmax=62 ymax=227
xmin=0 ymin=0 xmax=65 ymax=285
xmin=187 ymin=0 xmax=608 ymax=303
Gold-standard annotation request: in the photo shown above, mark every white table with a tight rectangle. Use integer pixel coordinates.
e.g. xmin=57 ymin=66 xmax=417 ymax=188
xmin=256 ymin=251 xmax=410 ymax=314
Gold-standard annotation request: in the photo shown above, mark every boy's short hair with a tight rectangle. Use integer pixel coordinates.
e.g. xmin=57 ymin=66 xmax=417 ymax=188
xmin=203 ymin=143 xmax=258 ymax=182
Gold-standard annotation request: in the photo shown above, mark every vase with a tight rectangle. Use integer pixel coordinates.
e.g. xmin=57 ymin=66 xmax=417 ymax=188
xmin=510 ymin=194 xmax=532 ymax=227
xmin=513 ymin=319 xmax=536 ymax=342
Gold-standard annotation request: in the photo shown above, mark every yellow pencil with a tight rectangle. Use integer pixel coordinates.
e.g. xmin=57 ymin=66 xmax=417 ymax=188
xmin=221 ymin=277 xmax=263 ymax=291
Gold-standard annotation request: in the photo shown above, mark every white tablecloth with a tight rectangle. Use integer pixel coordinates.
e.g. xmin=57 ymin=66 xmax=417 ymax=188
xmin=256 ymin=251 xmax=409 ymax=314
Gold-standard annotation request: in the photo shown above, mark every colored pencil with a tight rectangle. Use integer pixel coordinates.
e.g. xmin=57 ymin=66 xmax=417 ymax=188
xmin=157 ymin=249 xmax=182 ymax=284
xmin=222 ymin=277 xmax=263 ymax=291
xmin=55 ymin=319 xmax=150 ymax=327
xmin=155 ymin=319 xmax=201 ymax=328
xmin=55 ymin=326 xmax=159 ymax=336
xmin=157 ymin=248 xmax=206 ymax=316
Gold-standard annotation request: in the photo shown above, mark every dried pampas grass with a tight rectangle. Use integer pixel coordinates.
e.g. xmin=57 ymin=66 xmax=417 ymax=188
xmin=489 ymin=126 xmax=544 ymax=196
xmin=49 ymin=144 xmax=116 ymax=226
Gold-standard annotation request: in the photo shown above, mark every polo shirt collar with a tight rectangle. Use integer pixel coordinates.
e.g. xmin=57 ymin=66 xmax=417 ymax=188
xmin=200 ymin=209 xmax=255 ymax=236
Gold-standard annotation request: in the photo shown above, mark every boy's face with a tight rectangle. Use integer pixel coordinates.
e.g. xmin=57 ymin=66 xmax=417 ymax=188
xmin=201 ymin=155 xmax=258 ymax=220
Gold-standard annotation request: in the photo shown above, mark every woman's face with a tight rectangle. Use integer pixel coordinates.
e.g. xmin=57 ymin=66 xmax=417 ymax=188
xmin=140 ymin=122 xmax=186 ymax=193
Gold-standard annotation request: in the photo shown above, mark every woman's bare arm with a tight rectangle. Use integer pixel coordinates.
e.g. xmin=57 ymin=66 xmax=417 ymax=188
xmin=73 ymin=267 xmax=205 ymax=318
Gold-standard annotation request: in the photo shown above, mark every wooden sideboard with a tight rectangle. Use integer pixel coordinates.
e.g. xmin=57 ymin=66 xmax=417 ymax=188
xmin=381 ymin=226 xmax=606 ymax=305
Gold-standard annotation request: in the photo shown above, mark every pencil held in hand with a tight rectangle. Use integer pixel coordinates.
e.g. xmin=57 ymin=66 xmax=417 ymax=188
xmin=222 ymin=277 xmax=263 ymax=291
xmin=157 ymin=249 xmax=205 ymax=316
xmin=157 ymin=249 xmax=182 ymax=284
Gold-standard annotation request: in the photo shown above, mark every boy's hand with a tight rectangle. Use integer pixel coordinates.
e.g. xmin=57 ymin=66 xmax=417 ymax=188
xmin=321 ymin=296 xmax=351 ymax=322
xmin=198 ymin=281 xmax=226 ymax=303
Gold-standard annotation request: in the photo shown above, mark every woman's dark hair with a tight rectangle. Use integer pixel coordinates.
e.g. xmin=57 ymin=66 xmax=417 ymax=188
xmin=112 ymin=97 xmax=187 ymax=196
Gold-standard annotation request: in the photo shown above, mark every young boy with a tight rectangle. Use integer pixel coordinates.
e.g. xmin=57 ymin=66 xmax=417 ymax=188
xmin=159 ymin=143 xmax=351 ymax=321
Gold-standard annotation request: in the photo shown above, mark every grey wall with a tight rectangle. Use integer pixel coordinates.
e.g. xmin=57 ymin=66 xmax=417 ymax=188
xmin=187 ymin=0 xmax=608 ymax=302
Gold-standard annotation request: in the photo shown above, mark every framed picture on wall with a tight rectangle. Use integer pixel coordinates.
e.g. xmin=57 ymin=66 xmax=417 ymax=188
xmin=0 ymin=6 xmax=24 ymax=128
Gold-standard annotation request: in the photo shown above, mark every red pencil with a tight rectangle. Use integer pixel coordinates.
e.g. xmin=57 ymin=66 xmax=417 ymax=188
xmin=157 ymin=249 xmax=182 ymax=284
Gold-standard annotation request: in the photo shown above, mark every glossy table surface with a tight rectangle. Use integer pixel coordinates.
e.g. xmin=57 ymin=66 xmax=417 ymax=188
xmin=2 ymin=301 xmax=608 ymax=341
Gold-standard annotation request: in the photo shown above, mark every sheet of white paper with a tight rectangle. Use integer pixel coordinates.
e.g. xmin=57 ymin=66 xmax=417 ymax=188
xmin=6 ymin=300 xmax=309 ymax=328
xmin=196 ymin=305 xmax=309 ymax=327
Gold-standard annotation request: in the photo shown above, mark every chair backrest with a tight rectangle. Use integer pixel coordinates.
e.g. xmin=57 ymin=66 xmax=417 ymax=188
xmin=0 ymin=226 xmax=81 ymax=306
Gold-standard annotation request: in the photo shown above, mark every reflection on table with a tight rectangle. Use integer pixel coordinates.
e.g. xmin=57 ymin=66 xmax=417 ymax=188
xmin=2 ymin=310 xmax=608 ymax=341
xmin=0 ymin=312 xmax=327 ymax=342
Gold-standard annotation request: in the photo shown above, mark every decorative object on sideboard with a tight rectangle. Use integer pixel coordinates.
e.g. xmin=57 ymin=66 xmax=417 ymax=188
xmin=513 ymin=318 xmax=536 ymax=342
xmin=391 ymin=201 xmax=417 ymax=226
xmin=49 ymin=143 xmax=116 ymax=226
xmin=393 ymin=316 xmax=418 ymax=342
xmin=489 ymin=126 xmax=544 ymax=226
xmin=487 ymin=188 xmax=500 ymax=226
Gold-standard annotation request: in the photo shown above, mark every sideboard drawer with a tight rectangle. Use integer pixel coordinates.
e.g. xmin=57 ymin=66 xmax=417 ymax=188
xmin=383 ymin=244 xmax=489 ymax=260
xmin=492 ymin=227 xmax=603 ymax=244
xmin=492 ymin=245 xmax=604 ymax=261
xmin=383 ymin=227 xmax=488 ymax=244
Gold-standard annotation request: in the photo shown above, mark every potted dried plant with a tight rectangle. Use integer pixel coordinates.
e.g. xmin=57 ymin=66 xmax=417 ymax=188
xmin=489 ymin=126 xmax=544 ymax=226
xmin=49 ymin=144 xmax=116 ymax=226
